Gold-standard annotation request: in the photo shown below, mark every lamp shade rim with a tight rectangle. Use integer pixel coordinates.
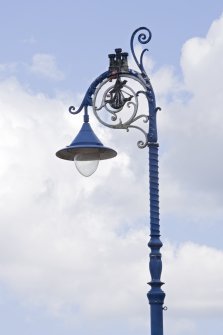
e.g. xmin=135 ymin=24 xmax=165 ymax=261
xmin=56 ymin=145 xmax=117 ymax=161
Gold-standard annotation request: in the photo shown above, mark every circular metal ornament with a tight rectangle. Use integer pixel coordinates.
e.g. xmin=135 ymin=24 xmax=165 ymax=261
xmin=92 ymin=74 xmax=149 ymax=148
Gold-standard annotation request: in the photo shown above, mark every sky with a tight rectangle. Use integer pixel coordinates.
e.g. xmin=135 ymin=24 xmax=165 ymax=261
xmin=0 ymin=1 xmax=223 ymax=334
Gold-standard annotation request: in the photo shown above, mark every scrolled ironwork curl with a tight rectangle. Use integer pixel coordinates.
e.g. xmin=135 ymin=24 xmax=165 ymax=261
xmin=130 ymin=27 xmax=152 ymax=75
xmin=69 ymin=105 xmax=79 ymax=114
xmin=126 ymin=125 xmax=149 ymax=148
xmin=68 ymin=71 xmax=109 ymax=115
xmin=92 ymin=74 xmax=150 ymax=148
xmin=137 ymin=28 xmax=152 ymax=45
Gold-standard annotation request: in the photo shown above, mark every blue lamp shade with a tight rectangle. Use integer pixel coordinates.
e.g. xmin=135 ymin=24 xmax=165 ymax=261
xmin=56 ymin=121 xmax=117 ymax=176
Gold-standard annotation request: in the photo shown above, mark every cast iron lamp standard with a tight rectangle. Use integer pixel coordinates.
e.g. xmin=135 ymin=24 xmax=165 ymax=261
xmin=56 ymin=27 xmax=166 ymax=335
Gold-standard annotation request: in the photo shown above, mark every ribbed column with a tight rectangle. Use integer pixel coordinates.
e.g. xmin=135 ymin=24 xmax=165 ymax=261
xmin=147 ymin=143 xmax=165 ymax=335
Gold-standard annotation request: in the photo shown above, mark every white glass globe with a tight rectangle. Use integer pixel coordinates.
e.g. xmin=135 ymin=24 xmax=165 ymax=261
xmin=74 ymin=152 xmax=100 ymax=177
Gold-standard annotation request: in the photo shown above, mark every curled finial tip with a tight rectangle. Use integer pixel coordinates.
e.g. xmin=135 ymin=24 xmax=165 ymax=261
xmin=130 ymin=27 xmax=152 ymax=74
xmin=69 ymin=106 xmax=76 ymax=114
xmin=137 ymin=27 xmax=152 ymax=44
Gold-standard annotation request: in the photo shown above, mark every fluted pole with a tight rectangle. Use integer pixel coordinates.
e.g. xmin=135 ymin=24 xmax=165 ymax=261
xmin=147 ymin=143 xmax=165 ymax=335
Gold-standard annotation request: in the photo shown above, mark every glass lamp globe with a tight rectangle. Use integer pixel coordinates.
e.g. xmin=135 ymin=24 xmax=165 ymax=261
xmin=74 ymin=152 xmax=100 ymax=177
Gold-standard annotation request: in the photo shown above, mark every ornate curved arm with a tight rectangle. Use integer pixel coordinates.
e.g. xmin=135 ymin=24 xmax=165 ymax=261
xmin=92 ymin=73 xmax=150 ymax=148
xmin=69 ymin=71 xmax=109 ymax=115
xmin=68 ymin=27 xmax=160 ymax=145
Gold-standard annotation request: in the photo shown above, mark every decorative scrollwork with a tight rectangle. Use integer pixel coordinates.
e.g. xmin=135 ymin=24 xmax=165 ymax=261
xmin=68 ymin=71 xmax=109 ymax=115
xmin=130 ymin=27 xmax=152 ymax=75
xmin=95 ymin=79 xmax=136 ymax=121
xmin=92 ymin=74 xmax=150 ymax=148
xmin=69 ymin=105 xmax=79 ymax=114
xmin=67 ymin=27 xmax=160 ymax=147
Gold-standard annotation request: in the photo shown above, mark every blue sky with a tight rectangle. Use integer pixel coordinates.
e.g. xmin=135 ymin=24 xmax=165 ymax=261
xmin=0 ymin=1 xmax=223 ymax=335
xmin=0 ymin=1 xmax=222 ymax=93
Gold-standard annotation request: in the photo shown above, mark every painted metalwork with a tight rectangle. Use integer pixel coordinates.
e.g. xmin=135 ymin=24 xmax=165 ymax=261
xmin=56 ymin=114 xmax=117 ymax=161
xmin=92 ymin=74 xmax=149 ymax=148
xmin=63 ymin=27 xmax=165 ymax=335
xmin=108 ymin=48 xmax=129 ymax=73
xmin=147 ymin=143 xmax=165 ymax=335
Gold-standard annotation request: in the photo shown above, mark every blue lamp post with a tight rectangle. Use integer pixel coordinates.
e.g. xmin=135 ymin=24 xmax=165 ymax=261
xmin=56 ymin=27 xmax=166 ymax=335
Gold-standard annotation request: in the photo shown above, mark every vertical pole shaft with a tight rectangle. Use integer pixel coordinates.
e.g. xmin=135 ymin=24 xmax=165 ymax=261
xmin=147 ymin=143 xmax=165 ymax=335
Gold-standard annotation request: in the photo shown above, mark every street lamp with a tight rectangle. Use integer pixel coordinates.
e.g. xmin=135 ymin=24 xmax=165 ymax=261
xmin=56 ymin=27 xmax=166 ymax=335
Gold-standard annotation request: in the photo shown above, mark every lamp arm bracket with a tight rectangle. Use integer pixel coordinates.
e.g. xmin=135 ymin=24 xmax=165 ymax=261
xmin=68 ymin=27 xmax=161 ymax=144
xmin=69 ymin=71 xmax=109 ymax=115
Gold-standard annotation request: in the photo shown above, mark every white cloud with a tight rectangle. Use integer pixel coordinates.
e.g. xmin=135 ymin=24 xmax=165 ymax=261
xmin=150 ymin=14 xmax=223 ymax=225
xmin=0 ymin=62 xmax=17 ymax=73
xmin=30 ymin=53 xmax=64 ymax=80
xmin=163 ymin=242 xmax=223 ymax=334
xmin=181 ymin=14 xmax=223 ymax=93
xmin=164 ymin=242 xmax=223 ymax=314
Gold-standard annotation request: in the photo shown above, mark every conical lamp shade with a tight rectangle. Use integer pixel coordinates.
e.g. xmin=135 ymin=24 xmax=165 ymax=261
xmin=56 ymin=121 xmax=117 ymax=161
